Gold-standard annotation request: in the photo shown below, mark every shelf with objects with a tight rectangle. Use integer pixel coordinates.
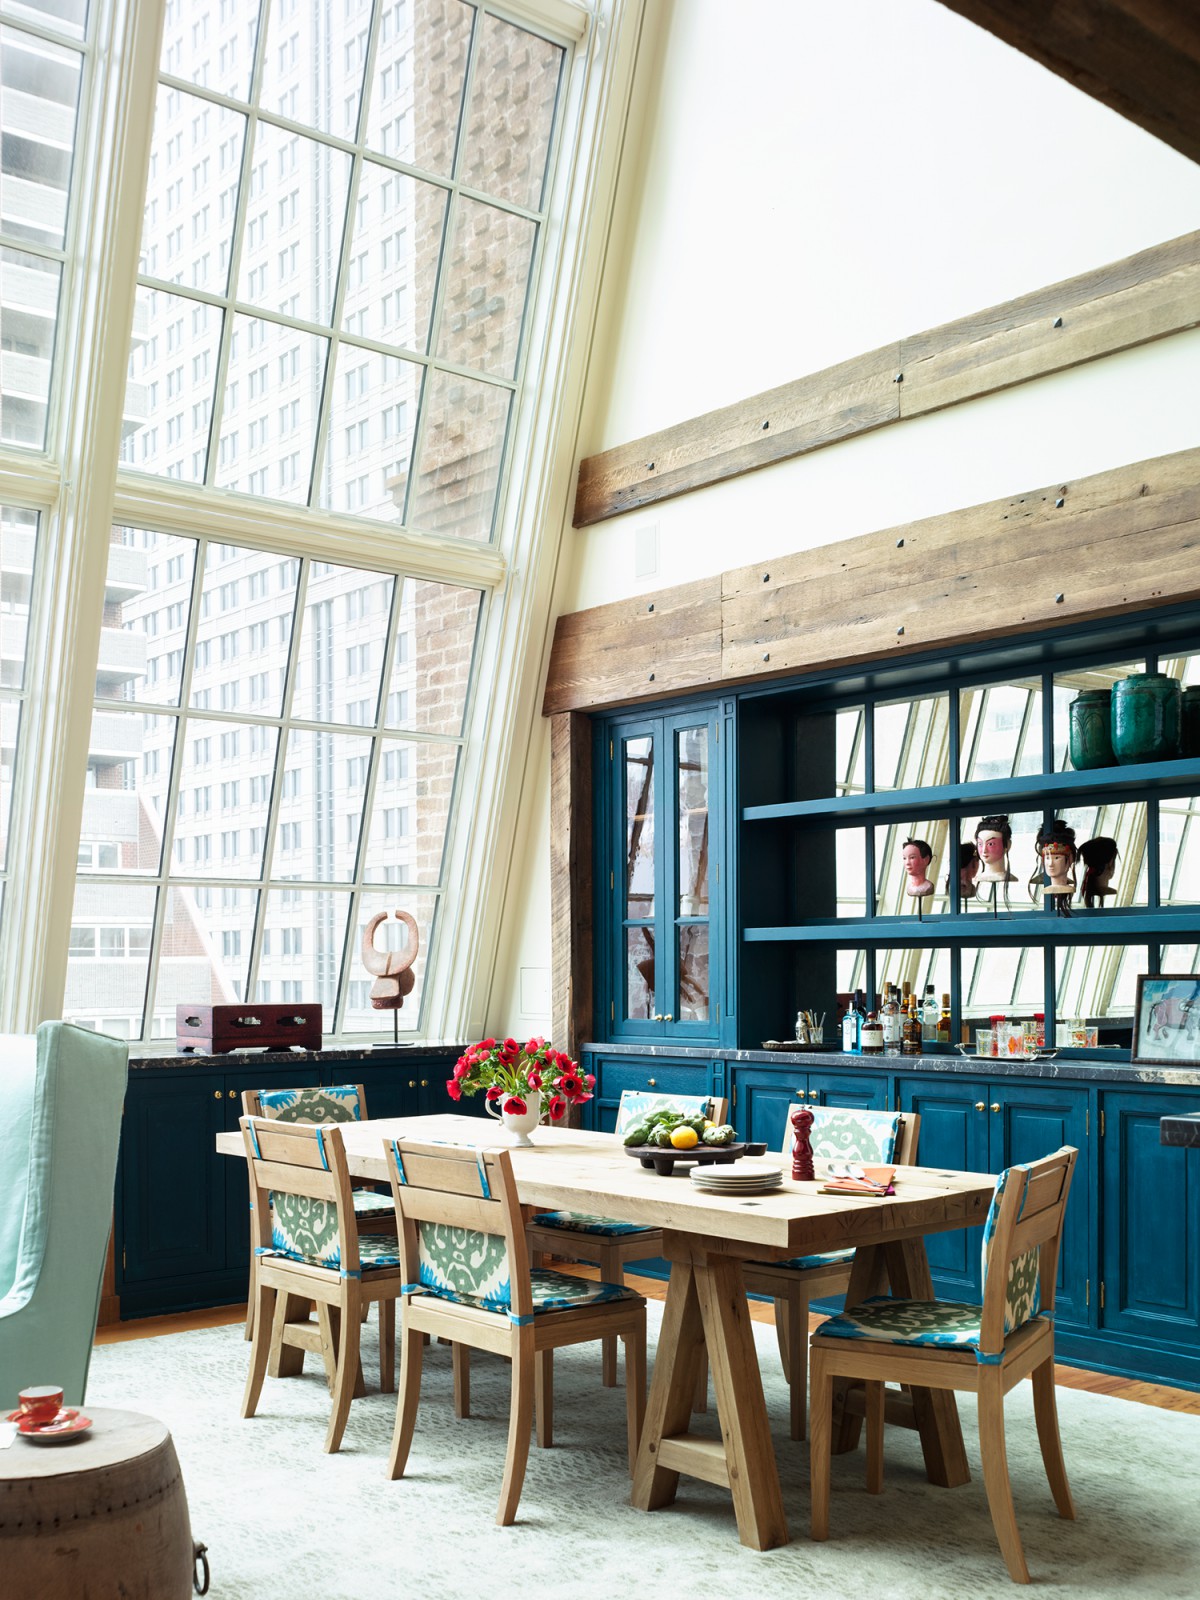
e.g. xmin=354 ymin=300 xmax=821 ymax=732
xmin=737 ymin=610 xmax=1200 ymax=1063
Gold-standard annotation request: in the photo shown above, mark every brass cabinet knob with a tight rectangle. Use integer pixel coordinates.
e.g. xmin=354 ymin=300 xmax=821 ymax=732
xmin=213 ymin=1089 xmax=222 ymax=1100
xmin=664 ymin=1014 xmax=673 ymax=1022
xmin=990 ymin=1102 xmax=1001 ymax=1113
xmin=809 ymin=1089 xmax=820 ymax=1099
xmin=420 ymin=1079 xmax=428 ymax=1088
xmin=975 ymin=1101 xmax=986 ymax=1112
xmin=228 ymin=1089 xmax=237 ymax=1098
xmin=648 ymin=1077 xmax=656 ymax=1087
xmin=408 ymin=1080 xmax=416 ymax=1089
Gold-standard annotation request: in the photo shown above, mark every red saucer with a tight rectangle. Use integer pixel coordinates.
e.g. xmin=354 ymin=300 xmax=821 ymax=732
xmin=8 ymin=1408 xmax=93 ymax=1443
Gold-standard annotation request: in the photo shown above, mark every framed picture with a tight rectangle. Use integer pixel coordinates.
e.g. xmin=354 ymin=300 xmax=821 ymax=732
xmin=1132 ymin=973 xmax=1200 ymax=1066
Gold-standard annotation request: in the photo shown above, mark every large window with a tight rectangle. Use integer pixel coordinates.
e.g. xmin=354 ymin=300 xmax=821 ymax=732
xmin=0 ymin=0 xmax=616 ymax=1044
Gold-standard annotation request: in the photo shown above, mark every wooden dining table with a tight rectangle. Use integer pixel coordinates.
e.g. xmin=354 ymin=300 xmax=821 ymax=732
xmin=216 ymin=1112 xmax=994 ymax=1551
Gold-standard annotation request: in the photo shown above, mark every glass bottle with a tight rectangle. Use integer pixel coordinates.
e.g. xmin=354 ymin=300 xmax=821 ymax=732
xmin=936 ymin=993 xmax=952 ymax=1044
xmin=841 ymin=989 xmax=865 ymax=1053
xmin=881 ymin=986 xmax=902 ymax=1056
xmin=901 ymin=993 xmax=922 ymax=1055
xmin=921 ymin=984 xmax=939 ymax=1042
xmin=860 ymin=1011 xmax=884 ymax=1055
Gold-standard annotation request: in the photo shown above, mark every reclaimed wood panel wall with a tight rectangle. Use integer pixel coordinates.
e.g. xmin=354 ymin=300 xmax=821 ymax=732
xmin=573 ymin=230 xmax=1200 ymax=528
xmin=545 ymin=444 xmax=1200 ymax=715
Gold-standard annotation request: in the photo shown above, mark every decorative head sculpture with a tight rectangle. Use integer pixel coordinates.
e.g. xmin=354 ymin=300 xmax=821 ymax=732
xmin=1030 ymin=819 xmax=1077 ymax=909
xmin=901 ymin=837 xmax=934 ymax=898
xmin=974 ymin=814 xmax=1015 ymax=884
xmin=955 ymin=839 xmax=980 ymax=900
xmin=1078 ymin=835 xmax=1119 ymax=908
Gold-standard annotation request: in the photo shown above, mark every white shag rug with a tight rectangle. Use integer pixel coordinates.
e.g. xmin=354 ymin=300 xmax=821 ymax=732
xmin=84 ymin=1307 xmax=1198 ymax=1600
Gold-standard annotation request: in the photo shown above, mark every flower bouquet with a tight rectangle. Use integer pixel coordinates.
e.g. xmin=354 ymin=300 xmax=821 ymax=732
xmin=447 ymin=1036 xmax=594 ymax=1125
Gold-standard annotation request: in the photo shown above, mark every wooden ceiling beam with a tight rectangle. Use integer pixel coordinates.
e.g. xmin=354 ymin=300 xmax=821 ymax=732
xmin=938 ymin=1 xmax=1200 ymax=166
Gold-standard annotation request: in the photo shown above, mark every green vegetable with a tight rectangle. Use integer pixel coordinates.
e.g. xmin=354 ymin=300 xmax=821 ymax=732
xmin=623 ymin=1122 xmax=651 ymax=1147
xmin=703 ymin=1123 xmax=736 ymax=1146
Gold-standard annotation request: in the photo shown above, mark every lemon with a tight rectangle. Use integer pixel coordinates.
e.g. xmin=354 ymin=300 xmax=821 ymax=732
xmin=670 ymin=1125 xmax=699 ymax=1150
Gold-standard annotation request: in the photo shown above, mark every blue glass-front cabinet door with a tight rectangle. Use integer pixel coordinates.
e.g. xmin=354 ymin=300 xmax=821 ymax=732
xmin=604 ymin=705 xmax=724 ymax=1044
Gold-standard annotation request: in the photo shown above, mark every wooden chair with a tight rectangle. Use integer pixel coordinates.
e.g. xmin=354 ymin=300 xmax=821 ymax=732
xmin=809 ymin=1145 xmax=1079 ymax=1585
xmin=525 ymin=1091 xmax=726 ymax=1389
xmin=239 ymin=1115 xmax=405 ymax=1453
xmin=241 ymin=1085 xmax=394 ymax=1343
xmin=741 ymin=1106 xmax=920 ymax=1439
xmin=383 ymin=1135 xmax=646 ymax=1526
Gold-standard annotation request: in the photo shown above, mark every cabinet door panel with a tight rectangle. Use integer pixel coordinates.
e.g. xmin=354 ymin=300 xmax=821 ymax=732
xmin=591 ymin=1057 xmax=716 ymax=1134
xmin=993 ymin=1085 xmax=1089 ymax=1329
xmin=807 ymin=1070 xmax=889 ymax=1112
xmin=735 ymin=1068 xmax=807 ymax=1151
xmin=1101 ymin=1092 xmax=1200 ymax=1350
xmin=120 ymin=1073 xmax=227 ymax=1286
xmin=899 ymin=1076 xmax=990 ymax=1298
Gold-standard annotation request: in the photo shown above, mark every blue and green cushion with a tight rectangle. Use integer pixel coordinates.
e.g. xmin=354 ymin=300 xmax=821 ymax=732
xmin=413 ymin=1221 xmax=640 ymax=1318
xmin=767 ymin=1247 xmax=855 ymax=1272
xmin=256 ymin=1085 xmax=390 ymax=1221
xmin=262 ymin=1193 xmax=400 ymax=1273
xmin=791 ymin=1107 xmax=903 ymax=1164
xmin=980 ymin=1162 xmax=1042 ymax=1333
xmin=529 ymin=1210 xmax=649 ymax=1238
xmin=257 ymin=1085 xmax=363 ymax=1124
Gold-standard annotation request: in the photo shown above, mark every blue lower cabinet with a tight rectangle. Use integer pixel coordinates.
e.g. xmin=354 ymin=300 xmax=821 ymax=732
xmin=898 ymin=1076 xmax=1088 ymax=1321
xmin=1100 ymin=1090 xmax=1200 ymax=1374
xmin=117 ymin=1052 xmax=460 ymax=1318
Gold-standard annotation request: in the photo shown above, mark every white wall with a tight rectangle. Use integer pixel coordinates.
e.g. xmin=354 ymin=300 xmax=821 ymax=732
xmin=486 ymin=0 xmax=1200 ymax=1041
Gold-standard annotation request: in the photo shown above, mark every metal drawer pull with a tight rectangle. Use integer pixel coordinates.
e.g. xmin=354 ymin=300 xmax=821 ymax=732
xmin=184 ymin=1015 xmax=201 ymax=1026
xmin=233 ymin=1016 xmax=262 ymax=1027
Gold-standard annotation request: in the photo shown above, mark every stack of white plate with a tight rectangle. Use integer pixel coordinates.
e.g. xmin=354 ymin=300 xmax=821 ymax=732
xmin=689 ymin=1160 xmax=783 ymax=1195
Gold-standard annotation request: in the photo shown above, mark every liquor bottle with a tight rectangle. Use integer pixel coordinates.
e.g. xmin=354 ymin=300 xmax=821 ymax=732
xmin=921 ymin=984 xmax=939 ymax=1042
xmin=841 ymin=989 xmax=865 ymax=1053
xmin=881 ymin=986 xmax=902 ymax=1056
xmin=901 ymin=993 xmax=922 ymax=1055
xmin=937 ymin=993 xmax=952 ymax=1044
xmin=860 ymin=1011 xmax=884 ymax=1054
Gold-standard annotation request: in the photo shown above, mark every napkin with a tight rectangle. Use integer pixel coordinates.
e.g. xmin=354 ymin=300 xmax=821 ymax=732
xmin=818 ymin=1163 xmax=895 ymax=1197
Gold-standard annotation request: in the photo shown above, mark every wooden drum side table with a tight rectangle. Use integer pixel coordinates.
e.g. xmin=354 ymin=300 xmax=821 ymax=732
xmin=0 ymin=1407 xmax=200 ymax=1599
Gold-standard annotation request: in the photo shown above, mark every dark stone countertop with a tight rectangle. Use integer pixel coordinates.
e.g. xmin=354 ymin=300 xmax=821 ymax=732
xmin=581 ymin=1040 xmax=1200 ymax=1089
xmin=1160 ymin=1112 xmax=1200 ymax=1147
xmin=128 ymin=1041 xmax=465 ymax=1070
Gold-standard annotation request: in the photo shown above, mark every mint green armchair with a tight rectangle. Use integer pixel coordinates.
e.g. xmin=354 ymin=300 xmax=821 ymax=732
xmin=0 ymin=1022 xmax=129 ymax=1406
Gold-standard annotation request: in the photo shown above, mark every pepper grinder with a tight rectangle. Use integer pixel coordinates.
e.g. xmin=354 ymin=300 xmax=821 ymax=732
xmin=790 ymin=1104 xmax=815 ymax=1182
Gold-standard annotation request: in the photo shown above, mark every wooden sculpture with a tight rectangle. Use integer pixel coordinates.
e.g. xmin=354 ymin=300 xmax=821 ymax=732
xmin=361 ymin=910 xmax=419 ymax=1043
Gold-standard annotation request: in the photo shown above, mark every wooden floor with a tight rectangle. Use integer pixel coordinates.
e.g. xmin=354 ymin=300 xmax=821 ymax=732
xmin=95 ymin=1270 xmax=1200 ymax=1416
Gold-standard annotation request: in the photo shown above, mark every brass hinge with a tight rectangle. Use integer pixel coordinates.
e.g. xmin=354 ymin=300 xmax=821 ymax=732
xmin=1085 ymin=1108 xmax=1089 ymax=1137
xmin=609 ymin=739 xmax=614 ymax=761
xmin=1100 ymin=1109 xmax=1105 ymax=1137
xmin=122 ymin=1248 xmax=126 ymax=1271
xmin=715 ymin=725 xmax=720 ymax=743
xmin=715 ymin=862 xmax=720 ymax=884
xmin=610 ymin=870 xmax=614 ymax=891
xmin=716 ymin=1002 xmax=721 ymax=1023
xmin=610 ymin=1001 xmax=614 ymax=1022
xmin=731 ymin=1083 xmax=737 ymax=1108
xmin=1100 ymin=1281 xmax=1106 ymax=1310
xmin=1085 ymin=1279 xmax=1089 ymax=1308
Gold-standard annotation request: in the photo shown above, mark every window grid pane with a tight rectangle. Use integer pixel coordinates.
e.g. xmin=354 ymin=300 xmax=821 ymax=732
xmin=65 ymin=523 xmax=481 ymax=1042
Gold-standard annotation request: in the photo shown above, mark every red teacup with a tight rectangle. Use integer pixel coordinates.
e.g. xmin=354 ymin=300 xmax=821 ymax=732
xmin=17 ymin=1386 xmax=63 ymax=1424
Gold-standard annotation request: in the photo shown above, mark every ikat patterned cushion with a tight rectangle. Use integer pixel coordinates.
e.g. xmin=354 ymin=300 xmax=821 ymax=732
xmin=414 ymin=1221 xmax=641 ymax=1315
xmin=257 ymin=1085 xmax=363 ymax=1124
xmin=264 ymin=1193 xmax=400 ymax=1273
xmin=981 ymin=1163 xmax=1042 ymax=1334
xmin=529 ymin=1210 xmax=650 ymax=1238
xmin=785 ymin=1107 xmax=902 ymax=1164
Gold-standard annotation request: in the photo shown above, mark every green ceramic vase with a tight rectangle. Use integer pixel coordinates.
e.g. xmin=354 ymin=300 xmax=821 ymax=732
xmin=1110 ymin=672 xmax=1182 ymax=765
xmin=1182 ymin=686 xmax=1200 ymax=759
xmin=1067 ymin=689 xmax=1115 ymax=769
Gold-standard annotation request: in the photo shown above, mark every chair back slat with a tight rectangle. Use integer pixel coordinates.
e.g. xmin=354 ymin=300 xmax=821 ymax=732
xmin=248 ymin=1160 xmax=338 ymax=1204
xmin=389 ymin=1145 xmax=506 ymax=1199
xmin=978 ymin=1146 xmax=1077 ymax=1355
xmin=390 ymin=1187 xmax=500 ymax=1234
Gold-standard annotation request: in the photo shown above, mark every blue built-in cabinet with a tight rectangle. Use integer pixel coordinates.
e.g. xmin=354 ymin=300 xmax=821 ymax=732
xmin=587 ymin=605 xmax=1200 ymax=1391
xmin=116 ymin=1045 xmax=466 ymax=1318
